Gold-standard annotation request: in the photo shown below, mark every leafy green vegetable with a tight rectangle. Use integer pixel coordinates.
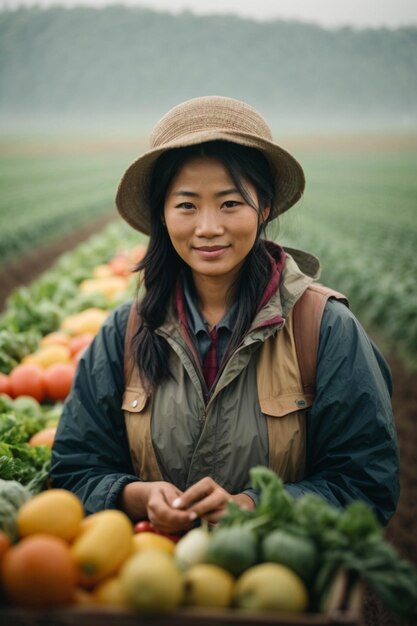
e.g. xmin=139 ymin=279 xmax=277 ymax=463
xmin=0 ymin=328 xmax=41 ymax=373
xmin=0 ymin=397 xmax=52 ymax=490
xmin=0 ymin=288 xmax=62 ymax=335
xmin=0 ymin=446 xmax=51 ymax=486
xmin=218 ymin=466 xmax=417 ymax=619
xmin=219 ymin=467 xmax=295 ymax=538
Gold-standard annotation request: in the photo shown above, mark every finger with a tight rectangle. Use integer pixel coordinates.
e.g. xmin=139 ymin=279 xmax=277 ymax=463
xmin=186 ymin=489 xmax=230 ymax=519
xmin=148 ymin=491 xmax=196 ymax=532
xmin=200 ymin=509 xmax=226 ymax=525
xmin=172 ymin=477 xmax=216 ymax=510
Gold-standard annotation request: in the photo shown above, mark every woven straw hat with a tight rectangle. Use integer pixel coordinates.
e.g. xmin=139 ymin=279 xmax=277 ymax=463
xmin=116 ymin=96 xmax=305 ymax=234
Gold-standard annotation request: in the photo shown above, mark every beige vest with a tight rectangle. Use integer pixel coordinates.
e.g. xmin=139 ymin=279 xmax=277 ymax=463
xmin=122 ymin=283 xmax=347 ymax=485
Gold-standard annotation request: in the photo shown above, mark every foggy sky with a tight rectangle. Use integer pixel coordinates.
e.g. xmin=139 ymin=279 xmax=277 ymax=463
xmin=1 ymin=0 xmax=417 ymax=29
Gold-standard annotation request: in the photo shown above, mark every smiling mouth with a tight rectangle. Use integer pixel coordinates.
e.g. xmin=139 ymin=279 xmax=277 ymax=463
xmin=193 ymin=245 xmax=230 ymax=258
xmin=195 ymin=246 xmax=228 ymax=251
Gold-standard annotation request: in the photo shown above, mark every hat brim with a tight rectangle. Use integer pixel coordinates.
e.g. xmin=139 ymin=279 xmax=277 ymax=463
xmin=115 ymin=129 xmax=305 ymax=235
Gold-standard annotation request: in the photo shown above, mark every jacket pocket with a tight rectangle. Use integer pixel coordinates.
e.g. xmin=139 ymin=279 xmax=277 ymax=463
xmin=259 ymin=395 xmax=309 ymax=483
xmin=122 ymin=387 xmax=163 ymax=481
xmin=122 ymin=387 xmax=149 ymax=413
xmin=259 ymin=392 xmax=313 ymax=417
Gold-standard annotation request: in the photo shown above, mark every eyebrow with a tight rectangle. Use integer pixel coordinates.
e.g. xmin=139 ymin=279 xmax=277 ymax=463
xmin=172 ymin=187 xmax=240 ymax=198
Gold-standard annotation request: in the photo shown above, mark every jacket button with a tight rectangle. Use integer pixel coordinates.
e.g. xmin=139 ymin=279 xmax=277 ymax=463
xmin=131 ymin=399 xmax=138 ymax=408
xmin=296 ymin=399 xmax=306 ymax=408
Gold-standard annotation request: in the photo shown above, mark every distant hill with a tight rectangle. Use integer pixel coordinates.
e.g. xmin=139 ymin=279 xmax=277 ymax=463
xmin=1 ymin=6 xmax=416 ymax=131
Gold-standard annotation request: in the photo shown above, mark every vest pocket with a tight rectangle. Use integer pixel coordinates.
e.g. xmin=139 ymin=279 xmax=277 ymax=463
xmin=122 ymin=388 xmax=163 ymax=482
xmin=259 ymin=395 xmax=310 ymax=483
xmin=122 ymin=387 xmax=149 ymax=413
xmin=259 ymin=392 xmax=313 ymax=417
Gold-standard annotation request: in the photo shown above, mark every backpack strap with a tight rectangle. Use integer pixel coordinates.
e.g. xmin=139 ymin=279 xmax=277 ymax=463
xmin=293 ymin=284 xmax=348 ymax=396
xmin=124 ymin=301 xmax=140 ymax=386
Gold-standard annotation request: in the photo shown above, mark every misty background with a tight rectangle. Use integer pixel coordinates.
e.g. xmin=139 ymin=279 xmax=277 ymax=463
xmin=1 ymin=5 xmax=416 ymax=134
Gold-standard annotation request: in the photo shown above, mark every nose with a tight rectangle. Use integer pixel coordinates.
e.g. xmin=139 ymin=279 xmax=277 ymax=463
xmin=194 ymin=206 xmax=224 ymax=237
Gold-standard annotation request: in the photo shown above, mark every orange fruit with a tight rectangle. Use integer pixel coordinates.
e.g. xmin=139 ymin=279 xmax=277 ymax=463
xmin=1 ymin=534 xmax=77 ymax=607
xmin=130 ymin=244 xmax=147 ymax=263
xmin=23 ymin=345 xmax=72 ymax=368
xmin=109 ymin=256 xmax=132 ymax=276
xmin=17 ymin=489 xmax=84 ymax=542
xmin=131 ymin=532 xmax=175 ymax=555
xmin=9 ymin=364 xmax=45 ymax=402
xmin=29 ymin=426 xmax=57 ymax=448
xmin=43 ymin=363 xmax=75 ymax=401
xmin=0 ymin=373 xmax=11 ymax=396
xmin=40 ymin=332 xmax=70 ymax=349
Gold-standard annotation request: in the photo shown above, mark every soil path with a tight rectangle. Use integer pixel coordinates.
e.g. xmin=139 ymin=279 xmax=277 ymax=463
xmin=0 ymin=221 xmax=416 ymax=624
xmin=0 ymin=213 xmax=116 ymax=310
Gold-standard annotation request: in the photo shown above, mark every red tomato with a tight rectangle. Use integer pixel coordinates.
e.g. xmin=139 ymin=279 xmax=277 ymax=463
xmin=44 ymin=363 xmax=75 ymax=402
xmin=0 ymin=373 xmax=11 ymax=396
xmin=67 ymin=333 xmax=94 ymax=357
xmin=109 ymin=256 xmax=132 ymax=276
xmin=9 ymin=364 xmax=46 ymax=402
xmin=134 ymin=521 xmax=156 ymax=534
xmin=133 ymin=520 xmax=182 ymax=543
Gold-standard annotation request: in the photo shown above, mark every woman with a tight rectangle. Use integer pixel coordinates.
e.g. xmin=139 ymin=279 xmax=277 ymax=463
xmin=50 ymin=96 xmax=399 ymax=532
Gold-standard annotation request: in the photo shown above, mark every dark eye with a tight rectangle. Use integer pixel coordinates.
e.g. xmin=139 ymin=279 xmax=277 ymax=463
xmin=176 ymin=202 xmax=195 ymax=210
xmin=222 ymin=200 xmax=241 ymax=209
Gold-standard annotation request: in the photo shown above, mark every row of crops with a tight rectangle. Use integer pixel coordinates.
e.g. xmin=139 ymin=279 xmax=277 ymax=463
xmin=0 ymin=138 xmax=143 ymax=263
xmin=0 ymin=221 xmax=144 ymax=490
xmin=278 ymin=147 xmax=417 ymax=370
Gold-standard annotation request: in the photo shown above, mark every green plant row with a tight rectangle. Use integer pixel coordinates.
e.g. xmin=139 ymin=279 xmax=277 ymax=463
xmin=0 ymin=149 xmax=138 ymax=263
xmin=278 ymin=150 xmax=417 ymax=370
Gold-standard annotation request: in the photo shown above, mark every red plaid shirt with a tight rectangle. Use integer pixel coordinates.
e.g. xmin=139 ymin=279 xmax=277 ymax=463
xmin=202 ymin=326 xmax=219 ymax=389
xmin=175 ymin=242 xmax=286 ymax=391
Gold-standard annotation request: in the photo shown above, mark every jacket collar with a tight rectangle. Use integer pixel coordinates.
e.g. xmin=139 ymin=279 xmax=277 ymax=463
xmin=249 ymin=242 xmax=321 ymax=331
xmin=162 ymin=241 xmax=321 ymax=335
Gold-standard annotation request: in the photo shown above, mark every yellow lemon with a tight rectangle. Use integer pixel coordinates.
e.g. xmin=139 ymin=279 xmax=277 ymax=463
xmin=22 ymin=345 xmax=71 ymax=368
xmin=234 ymin=562 xmax=308 ymax=612
xmin=17 ymin=489 xmax=84 ymax=541
xmin=183 ymin=563 xmax=235 ymax=608
xmin=120 ymin=549 xmax=183 ymax=612
xmin=60 ymin=308 xmax=108 ymax=336
xmin=92 ymin=576 xmax=130 ymax=608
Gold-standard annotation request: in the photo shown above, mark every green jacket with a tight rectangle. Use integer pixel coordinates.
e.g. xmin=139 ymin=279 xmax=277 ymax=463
xmin=50 ymin=247 xmax=399 ymax=525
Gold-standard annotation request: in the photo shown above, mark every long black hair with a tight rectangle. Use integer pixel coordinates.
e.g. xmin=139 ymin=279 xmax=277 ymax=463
xmin=132 ymin=140 xmax=278 ymax=389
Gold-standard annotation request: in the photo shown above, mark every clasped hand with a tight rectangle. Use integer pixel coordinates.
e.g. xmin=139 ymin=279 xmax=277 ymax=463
xmin=124 ymin=476 xmax=255 ymax=534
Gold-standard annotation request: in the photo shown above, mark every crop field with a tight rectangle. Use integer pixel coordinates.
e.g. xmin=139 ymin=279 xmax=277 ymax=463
xmin=0 ymin=137 xmax=144 ymax=264
xmin=278 ymin=139 xmax=417 ymax=369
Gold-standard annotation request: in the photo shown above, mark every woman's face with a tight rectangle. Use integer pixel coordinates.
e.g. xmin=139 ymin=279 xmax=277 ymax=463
xmin=163 ymin=156 xmax=270 ymax=287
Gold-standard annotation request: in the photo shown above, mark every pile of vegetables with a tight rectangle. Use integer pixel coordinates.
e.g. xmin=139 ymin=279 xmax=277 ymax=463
xmin=0 ymin=222 xmax=143 ymax=371
xmin=0 ymin=224 xmax=146 ymax=404
xmin=0 ymin=467 xmax=416 ymax=619
xmin=211 ymin=467 xmax=417 ymax=618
